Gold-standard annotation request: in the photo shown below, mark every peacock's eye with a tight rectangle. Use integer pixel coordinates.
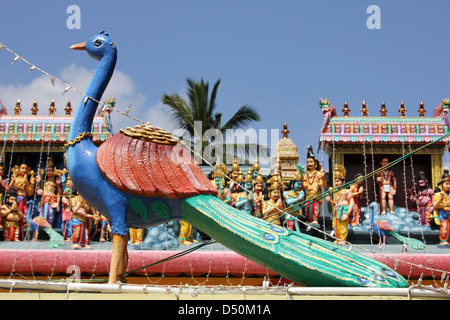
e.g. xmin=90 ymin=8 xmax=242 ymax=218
xmin=95 ymin=40 xmax=102 ymax=47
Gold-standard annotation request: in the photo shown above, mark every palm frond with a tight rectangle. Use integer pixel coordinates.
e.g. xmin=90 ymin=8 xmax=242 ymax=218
xmin=220 ymin=104 xmax=261 ymax=132
xmin=161 ymin=93 xmax=193 ymax=133
xmin=208 ymin=79 xmax=221 ymax=116
xmin=161 ymin=78 xmax=263 ymax=165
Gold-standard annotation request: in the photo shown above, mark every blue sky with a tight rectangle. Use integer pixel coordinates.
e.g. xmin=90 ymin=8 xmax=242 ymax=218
xmin=0 ymin=1 xmax=449 ymax=168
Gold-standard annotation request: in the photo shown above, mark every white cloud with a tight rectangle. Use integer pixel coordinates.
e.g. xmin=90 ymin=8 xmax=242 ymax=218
xmin=0 ymin=64 xmax=175 ymax=134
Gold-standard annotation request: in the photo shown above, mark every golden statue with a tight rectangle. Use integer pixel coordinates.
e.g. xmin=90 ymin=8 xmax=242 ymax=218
xmin=262 ymin=181 xmax=284 ymax=226
xmin=326 ymin=165 xmax=353 ymax=245
xmin=302 ymin=146 xmax=326 ymax=225
xmin=252 ymin=171 xmax=264 ymax=218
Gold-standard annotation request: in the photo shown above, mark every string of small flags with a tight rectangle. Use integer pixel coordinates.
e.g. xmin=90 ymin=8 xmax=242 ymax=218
xmin=0 ymin=42 xmax=146 ymax=126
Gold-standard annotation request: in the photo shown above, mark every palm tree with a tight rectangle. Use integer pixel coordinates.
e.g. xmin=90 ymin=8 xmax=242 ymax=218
xmin=162 ymin=78 xmax=265 ymax=164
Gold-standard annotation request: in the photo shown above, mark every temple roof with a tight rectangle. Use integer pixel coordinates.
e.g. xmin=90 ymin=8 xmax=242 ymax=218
xmin=319 ymin=116 xmax=449 ymax=147
xmin=318 ymin=98 xmax=450 ymax=150
xmin=0 ymin=99 xmax=112 ymax=146
xmin=0 ymin=115 xmax=110 ymax=145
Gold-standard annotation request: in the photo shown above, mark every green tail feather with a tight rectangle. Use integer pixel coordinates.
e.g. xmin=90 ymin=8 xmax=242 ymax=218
xmin=43 ymin=227 xmax=64 ymax=248
xmin=182 ymin=194 xmax=409 ymax=288
xmin=386 ymin=231 xmax=426 ymax=250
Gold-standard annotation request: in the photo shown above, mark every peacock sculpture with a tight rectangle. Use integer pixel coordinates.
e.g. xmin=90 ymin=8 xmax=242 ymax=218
xmin=369 ymin=204 xmax=426 ymax=250
xmin=65 ymin=31 xmax=408 ymax=287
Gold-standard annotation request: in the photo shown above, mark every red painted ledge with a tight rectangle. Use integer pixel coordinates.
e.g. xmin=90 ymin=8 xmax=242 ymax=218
xmin=0 ymin=249 xmax=448 ymax=279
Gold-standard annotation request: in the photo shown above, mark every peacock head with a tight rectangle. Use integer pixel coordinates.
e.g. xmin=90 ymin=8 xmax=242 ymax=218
xmin=70 ymin=31 xmax=116 ymax=61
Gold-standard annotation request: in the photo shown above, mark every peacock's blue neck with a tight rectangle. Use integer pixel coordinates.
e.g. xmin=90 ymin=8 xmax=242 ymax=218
xmin=69 ymin=52 xmax=117 ymax=141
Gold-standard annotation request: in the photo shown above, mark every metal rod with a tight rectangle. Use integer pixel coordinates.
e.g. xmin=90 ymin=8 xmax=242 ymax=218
xmin=0 ymin=279 xmax=448 ymax=298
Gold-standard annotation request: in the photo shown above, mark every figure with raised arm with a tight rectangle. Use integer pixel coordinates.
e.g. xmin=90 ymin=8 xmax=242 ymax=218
xmin=302 ymin=146 xmax=326 ymax=226
xmin=326 ymin=165 xmax=353 ymax=245
xmin=284 ymin=171 xmax=305 ymax=232
xmin=349 ymin=173 xmax=364 ymax=226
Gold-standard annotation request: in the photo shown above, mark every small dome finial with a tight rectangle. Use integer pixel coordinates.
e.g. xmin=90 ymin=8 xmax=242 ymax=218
xmin=361 ymin=100 xmax=368 ymax=117
xmin=282 ymin=122 xmax=290 ymax=138
xmin=380 ymin=101 xmax=387 ymax=117
xmin=418 ymin=101 xmax=426 ymax=117
xmin=31 ymin=100 xmax=38 ymax=116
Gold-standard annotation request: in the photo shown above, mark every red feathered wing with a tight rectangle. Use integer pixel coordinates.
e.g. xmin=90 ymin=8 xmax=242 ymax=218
xmin=376 ymin=220 xmax=394 ymax=231
xmin=96 ymin=125 xmax=217 ymax=198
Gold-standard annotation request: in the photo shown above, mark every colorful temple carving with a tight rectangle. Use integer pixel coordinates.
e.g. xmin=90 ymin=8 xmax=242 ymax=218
xmin=0 ymin=99 xmax=112 ymax=241
xmin=319 ymin=99 xmax=449 ymax=209
xmin=0 ymin=99 xmax=110 ymax=155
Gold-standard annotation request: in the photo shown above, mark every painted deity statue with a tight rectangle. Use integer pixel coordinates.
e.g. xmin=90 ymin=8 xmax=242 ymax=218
xmin=230 ymin=169 xmax=245 ymax=209
xmin=432 ymin=172 xmax=450 ymax=247
xmin=209 ymin=158 xmax=221 ymax=188
xmin=35 ymin=157 xmax=65 ymax=226
xmin=222 ymin=158 xmax=241 ymax=205
xmin=433 ymin=98 xmax=450 ymax=128
xmin=71 ymin=189 xmax=96 ymax=249
xmin=349 ymin=173 xmax=364 ymax=226
xmin=326 ymin=165 xmax=353 ymax=245
xmin=1 ymin=190 xmax=24 ymax=241
xmin=212 ymin=162 xmax=228 ymax=201
xmin=9 ymin=163 xmax=35 ymax=219
xmin=129 ymin=228 xmax=144 ymax=246
xmin=375 ymin=157 xmax=397 ymax=215
xmin=61 ymin=176 xmax=74 ymax=240
xmin=251 ymin=158 xmax=260 ymax=181
xmin=284 ymin=171 xmax=305 ymax=232
xmin=232 ymin=170 xmax=255 ymax=215
xmin=99 ymin=214 xmax=110 ymax=242
xmin=179 ymin=220 xmax=199 ymax=245
xmin=252 ymin=172 xmax=264 ymax=218
xmin=99 ymin=97 xmax=115 ymax=133
xmin=409 ymin=171 xmax=434 ymax=227
xmin=319 ymin=98 xmax=337 ymax=133
xmin=262 ymin=182 xmax=284 ymax=226
xmin=302 ymin=146 xmax=326 ymax=225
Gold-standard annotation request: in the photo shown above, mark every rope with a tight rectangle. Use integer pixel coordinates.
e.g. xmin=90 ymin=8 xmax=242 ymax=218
xmin=124 ymin=239 xmax=217 ymax=276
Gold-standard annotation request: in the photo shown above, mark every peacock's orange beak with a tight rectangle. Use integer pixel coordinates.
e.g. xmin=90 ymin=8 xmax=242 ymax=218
xmin=70 ymin=42 xmax=86 ymax=50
